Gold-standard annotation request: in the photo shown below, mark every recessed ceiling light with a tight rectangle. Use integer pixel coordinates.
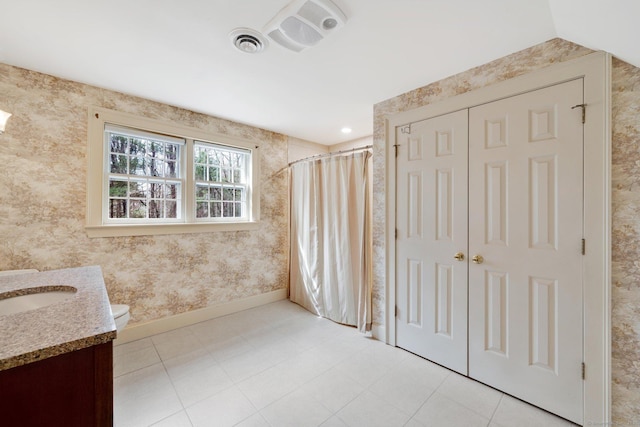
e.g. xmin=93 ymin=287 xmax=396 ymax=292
xmin=341 ymin=127 xmax=352 ymax=134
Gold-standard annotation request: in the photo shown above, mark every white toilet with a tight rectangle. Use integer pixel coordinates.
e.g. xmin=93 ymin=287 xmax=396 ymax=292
xmin=111 ymin=304 xmax=130 ymax=332
xmin=0 ymin=268 xmax=130 ymax=332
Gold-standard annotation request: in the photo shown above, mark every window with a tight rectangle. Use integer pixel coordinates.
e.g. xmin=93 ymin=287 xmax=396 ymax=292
xmin=106 ymin=125 xmax=184 ymax=222
xmin=87 ymin=107 xmax=260 ymax=237
xmin=194 ymin=143 xmax=249 ymax=220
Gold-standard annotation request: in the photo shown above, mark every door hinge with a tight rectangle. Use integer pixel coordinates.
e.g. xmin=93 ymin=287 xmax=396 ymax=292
xmin=395 ymin=228 xmax=398 ymax=239
xmin=572 ymin=103 xmax=586 ymax=124
xmin=394 ymin=144 xmax=400 ymax=158
xmin=582 ymin=362 xmax=586 ymax=380
xmin=395 ymin=305 xmax=398 ymax=317
xmin=582 ymin=239 xmax=586 ymax=255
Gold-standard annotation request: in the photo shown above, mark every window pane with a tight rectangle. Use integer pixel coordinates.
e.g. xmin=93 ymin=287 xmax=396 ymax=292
xmin=234 ymin=188 xmax=243 ymax=201
xmin=221 ymin=168 xmax=231 ymax=183
xmin=109 ymin=199 xmax=127 ymax=218
xmin=195 ymin=164 xmax=205 ymax=180
xmin=149 ymin=141 xmax=164 ymax=158
xmin=165 ymin=161 xmax=178 ymax=178
xmin=196 ymin=185 xmax=209 ymax=200
xmin=208 ymin=150 xmax=221 ymax=165
xmin=223 ymin=188 xmax=234 ymax=201
xmin=110 ymin=154 xmax=128 ymax=174
xmin=130 ymin=139 xmax=146 ymax=156
xmin=233 ymin=169 xmax=241 ymax=183
xmin=109 ymin=180 xmax=128 ymax=197
xmin=131 ymin=156 xmax=148 ymax=176
xmin=130 ymin=199 xmax=147 ymax=218
xmin=212 ymin=202 xmax=222 ymax=217
xmin=149 ymin=200 xmax=163 ymax=218
xmin=166 ymin=144 xmax=178 ymax=160
xmin=196 ymin=202 xmax=208 ymax=218
xmin=235 ymin=202 xmax=242 ymax=217
xmin=211 ymin=186 xmax=221 ymax=200
xmin=129 ymin=181 xmax=147 ymax=198
xmin=166 ymin=201 xmax=177 ymax=218
xmin=149 ymin=159 xmax=162 ymax=177
xmin=208 ymin=166 xmax=219 ymax=182
xmin=222 ymin=202 xmax=233 ymax=217
xmin=233 ymin=153 xmax=242 ymax=168
xmin=110 ymin=135 xmax=128 ymax=154
xmin=166 ymin=183 xmax=178 ymax=199
xmin=220 ymin=152 xmax=231 ymax=167
xmin=150 ymin=182 xmax=164 ymax=198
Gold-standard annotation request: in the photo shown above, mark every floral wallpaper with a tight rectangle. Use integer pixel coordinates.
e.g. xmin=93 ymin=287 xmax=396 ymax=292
xmin=0 ymin=64 xmax=289 ymax=326
xmin=611 ymin=56 xmax=640 ymax=423
xmin=373 ymin=38 xmax=640 ymax=423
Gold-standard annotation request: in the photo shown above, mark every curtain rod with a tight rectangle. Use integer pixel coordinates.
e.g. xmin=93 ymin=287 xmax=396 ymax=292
xmin=288 ymin=145 xmax=373 ymax=167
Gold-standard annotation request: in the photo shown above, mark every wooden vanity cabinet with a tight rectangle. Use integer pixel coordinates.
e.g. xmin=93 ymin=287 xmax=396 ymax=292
xmin=0 ymin=341 xmax=113 ymax=427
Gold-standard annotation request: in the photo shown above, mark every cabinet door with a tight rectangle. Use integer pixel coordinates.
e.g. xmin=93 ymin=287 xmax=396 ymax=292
xmin=468 ymin=79 xmax=584 ymax=424
xmin=395 ymin=109 xmax=468 ymax=375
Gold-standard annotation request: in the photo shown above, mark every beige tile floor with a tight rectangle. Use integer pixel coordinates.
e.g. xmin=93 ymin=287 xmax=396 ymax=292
xmin=113 ymin=300 xmax=575 ymax=427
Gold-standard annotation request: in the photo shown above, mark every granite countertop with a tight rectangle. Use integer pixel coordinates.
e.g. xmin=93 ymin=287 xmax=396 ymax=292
xmin=0 ymin=266 xmax=116 ymax=371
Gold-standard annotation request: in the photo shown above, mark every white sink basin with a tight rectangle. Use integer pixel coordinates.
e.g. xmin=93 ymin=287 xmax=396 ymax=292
xmin=0 ymin=287 xmax=77 ymax=316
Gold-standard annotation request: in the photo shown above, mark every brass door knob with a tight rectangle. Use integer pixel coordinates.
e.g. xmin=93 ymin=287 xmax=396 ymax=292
xmin=472 ymin=255 xmax=484 ymax=264
xmin=454 ymin=252 xmax=465 ymax=261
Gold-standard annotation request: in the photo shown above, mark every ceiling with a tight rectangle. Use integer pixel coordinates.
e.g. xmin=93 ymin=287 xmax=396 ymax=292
xmin=1 ymin=0 xmax=638 ymax=145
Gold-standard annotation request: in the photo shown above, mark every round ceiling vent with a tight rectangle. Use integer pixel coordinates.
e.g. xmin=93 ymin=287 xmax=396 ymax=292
xmin=229 ymin=28 xmax=268 ymax=54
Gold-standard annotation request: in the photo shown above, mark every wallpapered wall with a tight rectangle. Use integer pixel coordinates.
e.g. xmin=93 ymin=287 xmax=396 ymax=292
xmin=0 ymin=64 xmax=289 ymax=326
xmin=372 ymin=38 xmax=639 ymax=423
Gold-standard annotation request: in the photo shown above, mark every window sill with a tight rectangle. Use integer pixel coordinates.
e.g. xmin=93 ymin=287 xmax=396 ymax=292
xmin=85 ymin=221 xmax=260 ymax=238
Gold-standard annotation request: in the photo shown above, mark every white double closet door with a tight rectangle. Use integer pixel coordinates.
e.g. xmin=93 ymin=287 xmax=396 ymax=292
xmin=395 ymin=79 xmax=584 ymax=424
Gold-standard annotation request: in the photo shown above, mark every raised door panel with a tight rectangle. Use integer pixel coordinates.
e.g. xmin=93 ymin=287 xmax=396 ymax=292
xmin=485 ymin=270 xmax=508 ymax=356
xmin=485 ymin=161 xmax=508 ymax=246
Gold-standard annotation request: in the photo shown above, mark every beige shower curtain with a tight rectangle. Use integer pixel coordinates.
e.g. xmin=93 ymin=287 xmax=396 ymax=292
xmin=289 ymin=150 xmax=372 ymax=332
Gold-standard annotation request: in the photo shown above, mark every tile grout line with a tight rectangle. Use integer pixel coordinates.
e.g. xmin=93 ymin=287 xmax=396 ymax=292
xmin=153 ymin=338 xmax=196 ymax=426
xmin=487 ymin=393 xmax=505 ymax=426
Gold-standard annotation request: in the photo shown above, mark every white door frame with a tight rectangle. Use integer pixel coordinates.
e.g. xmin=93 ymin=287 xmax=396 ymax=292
xmin=384 ymin=51 xmax=611 ymax=425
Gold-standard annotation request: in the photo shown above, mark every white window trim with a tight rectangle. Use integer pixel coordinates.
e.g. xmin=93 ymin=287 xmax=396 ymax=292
xmin=86 ymin=107 xmax=260 ymax=237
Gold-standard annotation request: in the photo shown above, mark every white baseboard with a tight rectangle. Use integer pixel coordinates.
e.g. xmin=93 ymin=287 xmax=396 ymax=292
xmin=114 ymin=289 xmax=288 ymax=345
